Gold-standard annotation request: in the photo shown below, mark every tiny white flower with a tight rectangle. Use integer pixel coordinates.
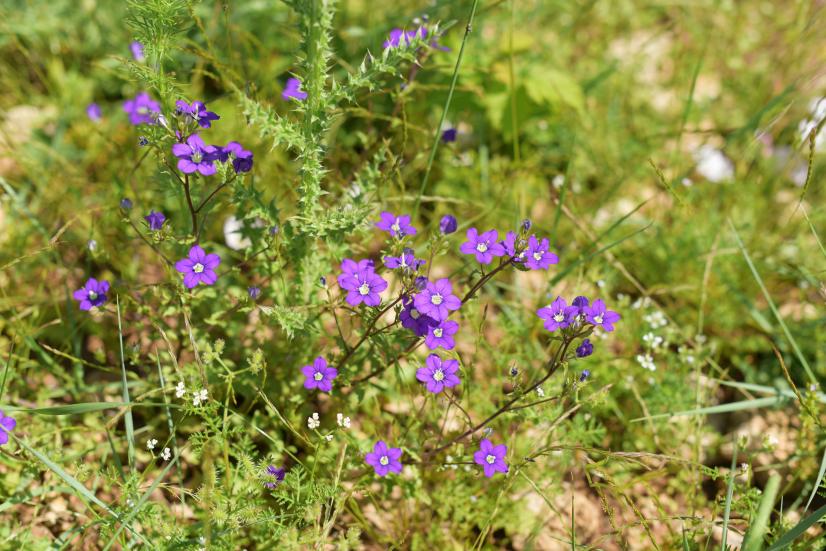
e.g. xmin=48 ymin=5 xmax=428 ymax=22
xmin=552 ymin=174 xmax=565 ymax=189
xmin=87 ymin=239 xmax=98 ymax=251
xmin=175 ymin=381 xmax=186 ymax=398
xmin=325 ymin=434 xmax=333 ymax=441
xmin=763 ymin=434 xmax=779 ymax=450
xmin=644 ymin=311 xmax=667 ymax=329
xmin=192 ymin=388 xmax=208 ymax=406
xmin=636 ymin=354 xmax=657 ymax=372
xmin=740 ymin=462 xmax=750 ymax=475
xmin=596 ymin=279 xmax=605 ymax=288
xmin=161 ymin=447 xmax=172 ymax=461
xmin=336 ymin=413 xmax=351 ymax=428
xmin=146 ymin=438 xmax=158 ymax=451
xmin=536 ymin=387 xmax=545 ymax=398
xmin=307 ymin=412 xmax=320 ymax=430
xmin=694 ymin=145 xmax=734 ymax=182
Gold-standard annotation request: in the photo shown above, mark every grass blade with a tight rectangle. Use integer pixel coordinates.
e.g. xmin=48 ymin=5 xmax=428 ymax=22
xmin=804 ymin=447 xmax=826 ymax=511
xmin=632 ymin=396 xmax=788 ymax=422
xmin=729 ymin=220 xmax=816 ymax=384
xmin=742 ymin=474 xmax=781 ymax=551
xmin=721 ymin=438 xmax=739 ymax=551
xmin=766 ymin=502 xmax=826 ymax=551
xmin=116 ymin=295 xmax=135 ymax=469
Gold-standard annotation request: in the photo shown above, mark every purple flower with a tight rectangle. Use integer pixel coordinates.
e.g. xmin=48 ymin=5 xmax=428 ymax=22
xmin=130 ymin=41 xmax=145 ymax=61
xmin=172 ymin=134 xmax=218 ymax=176
xmin=301 ymin=356 xmax=338 ymax=392
xmin=579 ymin=370 xmax=591 ymax=382
xmin=175 ymin=245 xmax=221 ymax=289
xmin=221 ymin=141 xmax=254 ymax=173
xmin=365 ymin=440 xmax=403 ymax=477
xmin=72 ymin=278 xmax=110 ymax=311
xmin=376 ymin=211 xmax=417 ymax=238
xmin=524 ymin=235 xmax=559 ymax=270
xmin=86 ymin=103 xmax=102 ymax=122
xmin=501 ymin=231 xmax=525 ymax=260
xmin=584 ymin=299 xmax=621 ymax=332
xmin=416 ymin=354 xmax=460 ymax=394
xmin=521 ymin=219 xmax=532 ymax=231
xmin=383 ymin=248 xmax=424 ymax=271
xmin=414 ymin=276 xmax=428 ymax=290
xmin=144 ymin=210 xmax=165 ymax=231
xmin=0 ymin=410 xmax=16 ymax=446
xmin=441 ymin=128 xmax=457 ymax=143
xmin=439 ymin=215 xmax=458 ymax=234
xmin=537 ymin=297 xmax=578 ymax=332
xmin=459 ymin=228 xmax=506 ymax=265
xmin=123 ymin=92 xmax=160 ymax=125
xmin=282 ymin=77 xmax=308 ymax=101
xmin=337 ymin=259 xmax=388 ymax=307
xmin=571 ymin=296 xmax=589 ymax=316
xmin=473 ymin=439 xmax=508 ymax=478
xmin=413 ymin=278 xmax=461 ymax=321
xmin=383 ymin=27 xmax=427 ymax=49
xmin=175 ymin=100 xmax=220 ymax=128
xmin=400 ymin=297 xmax=438 ymax=336
xmin=120 ymin=198 xmax=133 ymax=210
xmin=576 ymin=338 xmax=594 ymax=358
xmin=248 ymin=286 xmax=261 ymax=300
xmin=264 ymin=465 xmax=286 ymax=489
xmin=424 ymin=319 xmax=459 ymax=350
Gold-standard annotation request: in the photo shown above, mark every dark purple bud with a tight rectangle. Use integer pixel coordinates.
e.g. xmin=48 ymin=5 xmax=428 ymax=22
xmin=120 ymin=198 xmax=133 ymax=210
xmin=439 ymin=215 xmax=458 ymax=235
xmin=138 ymin=136 xmax=149 ymax=146
xmin=269 ymin=225 xmax=279 ymax=236
xmin=248 ymin=286 xmax=261 ymax=300
xmin=576 ymin=339 xmax=593 ymax=358
xmin=144 ymin=210 xmax=165 ymax=231
xmin=415 ymin=276 xmax=428 ymax=290
xmin=441 ymin=128 xmax=457 ymax=143
xmin=509 ymin=366 xmax=519 ymax=377
xmin=319 ymin=276 xmax=327 ymax=287
xmin=572 ymin=296 xmax=589 ymax=311
xmin=521 ymin=219 xmax=532 ymax=231
xmin=579 ymin=369 xmax=591 ymax=382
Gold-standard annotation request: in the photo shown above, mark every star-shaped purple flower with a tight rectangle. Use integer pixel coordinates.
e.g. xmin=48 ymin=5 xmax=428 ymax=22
xmin=383 ymin=248 xmax=424 ymax=271
xmin=175 ymin=245 xmax=221 ymax=289
xmin=144 ymin=210 xmax=165 ymax=231
xmin=425 ymin=319 xmax=459 ymax=351
xmin=172 ymin=134 xmax=218 ymax=176
xmin=383 ymin=27 xmax=427 ymax=49
xmin=473 ymin=439 xmax=508 ymax=478
xmin=130 ymin=41 xmax=145 ymax=61
xmin=413 ymin=278 xmax=461 ymax=321
xmin=123 ymin=92 xmax=160 ymax=125
xmin=571 ymin=296 xmax=589 ymax=316
xmin=301 ymin=356 xmax=338 ymax=392
xmin=375 ymin=211 xmax=417 ymax=238
xmin=576 ymin=338 xmax=594 ymax=358
xmin=221 ymin=141 xmax=254 ymax=173
xmin=365 ymin=440 xmax=403 ymax=477
xmin=0 ymin=410 xmax=16 ymax=446
xmin=416 ymin=354 xmax=460 ymax=394
xmin=282 ymin=77 xmax=308 ymax=101
xmin=400 ymin=297 xmax=438 ymax=336
xmin=584 ymin=299 xmax=621 ymax=332
xmin=72 ymin=278 xmax=110 ymax=311
xmin=537 ymin=296 xmax=577 ymax=332
xmin=337 ymin=259 xmax=388 ymax=307
xmin=459 ymin=228 xmax=506 ymax=265
xmin=264 ymin=465 xmax=286 ymax=489
xmin=175 ymin=100 xmax=220 ymax=128
xmin=524 ymin=236 xmax=559 ymax=270
xmin=86 ymin=103 xmax=102 ymax=122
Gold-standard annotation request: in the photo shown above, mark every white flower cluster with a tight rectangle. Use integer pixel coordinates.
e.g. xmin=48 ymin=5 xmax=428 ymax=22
xmin=642 ymin=332 xmax=664 ymax=349
xmin=644 ymin=310 xmax=667 ymax=329
xmin=192 ymin=389 xmax=208 ymax=407
xmin=636 ymin=353 xmax=656 ymax=372
xmin=336 ymin=413 xmax=351 ymax=428
xmin=307 ymin=412 xmax=320 ymax=430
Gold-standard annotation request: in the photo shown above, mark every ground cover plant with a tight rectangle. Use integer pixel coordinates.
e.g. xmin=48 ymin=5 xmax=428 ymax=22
xmin=0 ymin=0 xmax=825 ymax=549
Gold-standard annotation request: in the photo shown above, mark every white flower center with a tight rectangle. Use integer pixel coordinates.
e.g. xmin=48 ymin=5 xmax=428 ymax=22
xmin=594 ymin=314 xmax=604 ymax=324
xmin=137 ymin=106 xmax=149 ymax=115
xmin=433 ymin=369 xmax=445 ymax=381
xmin=379 ymin=455 xmax=389 ymax=466
xmin=358 ymin=283 xmax=370 ymax=295
xmin=88 ymin=291 xmax=98 ymax=300
xmin=410 ymin=309 xmax=420 ymax=319
xmin=433 ymin=328 xmax=443 ymax=337
xmin=485 ymin=454 xmax=496 ymax=464
xmin=192 ymin=151 xmax=203 ymax=163
xmin=476 ymin=242 xmax=488 ymax=253
xmin=431 ymin=293 xmax=443 ymax=305
xmin=193 ymin=263 xmax=204 ymax=273
xmin=314 ymin=372 xmax=324 ymax=381
xmin=533 ymin=252 xmax=543 ymax=261
xmin=553 ymin=312 xmax=564 ymax=322
xmin=391 ymin=221 xmax=401 ymax=233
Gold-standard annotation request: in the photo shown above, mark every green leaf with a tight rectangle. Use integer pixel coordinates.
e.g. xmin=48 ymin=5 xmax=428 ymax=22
xmin=523 ymin=67 xmax=585 ymax=117
xmin=766 ymin=502 xmax=826 ymax=551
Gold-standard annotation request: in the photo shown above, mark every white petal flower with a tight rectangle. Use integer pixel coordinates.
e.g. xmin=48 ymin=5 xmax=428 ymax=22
xmin=175 ymin=382 xmax=186 ymax=398
xmin=336 ymin=413 xmax=351 ymax=428
xmin=307 ymin=412 xmax=320 ymax=430
xmin=146 ymin=438 xmax=158 ymax=450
